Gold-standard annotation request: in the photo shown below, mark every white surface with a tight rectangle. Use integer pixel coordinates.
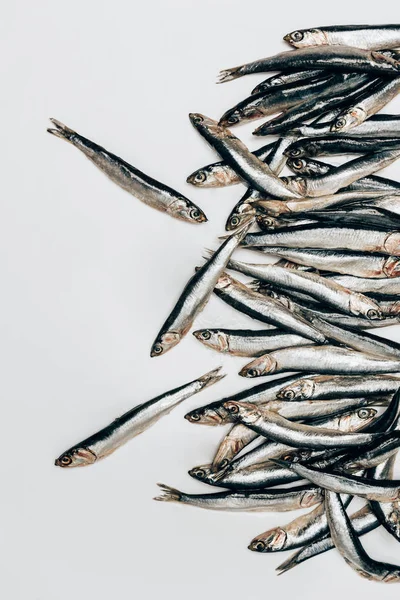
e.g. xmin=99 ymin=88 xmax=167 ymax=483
xmin=3 ymin=1 xmax=400 ymax=598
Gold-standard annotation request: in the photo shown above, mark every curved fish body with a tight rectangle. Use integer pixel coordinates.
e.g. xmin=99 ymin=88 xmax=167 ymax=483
xmin=239 ymin=346 xmax=400 ymax=378
xmin=154 ymin=483 xmax=323 ymax=512
xmin=189 ymin=114 xmax=300 ymax=199
xmin=254 ymin=247 xmax=400 ymax=278
xmin=331 ymin=76 xmax=400 ymax=132
xmin=47 ymin=119 xmax=207 ymax=224
xmin=284 ymin=25 xmax=400 ymax=50
xmin=278 ymin=374 xmax=400 ymax=401
xmin=192 ymin=328 xmax=311 ymax=357
xmin=223 ymin=401 xmax=379 ymax=449
xmin=54 ymin=367 xmax=224 ymax=468
xmin=325 ymin=491 xmax=400 ymax=582
xmin=212 ymin=273 xmax=327 ymax=343
xmin=226 ymin=258 xmax=382 ymax=317
xmin=217 ymin=47 xmax=400 ymax=83
xmin=186 ymin=142 xmax=275 ymax=188
xmin=370 ymin=456 xmax=400 ymax=542
xmin=150 ymin=226 xmax=250 ymax=357
xmin=285 ymin=136 xmax=400 ymax=158
xmin=251 ymin=69 xmax=326 ymax=94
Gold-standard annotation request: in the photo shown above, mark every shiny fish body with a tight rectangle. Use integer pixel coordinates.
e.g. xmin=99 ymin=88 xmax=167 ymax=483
xmin=278 ymin=374 xmax=400 ymax=401
xmin=217 ymin=47 xmax=400 ymax=83
xmin=285 ymin=136 xmax=400 ymax=158
xmin=213 ymin=273 xmax=327 ymax=343
xmin=54 ymin=368 xmax=224 ymax=468
xmin=327 ymin=274 xmax=400 ymax=295
xmin=223 ymin=401 xmax=379 ymax=449
xmin=47 ymin=119 xmax=207 ymax=224
xmin=189 ymin=114 xmax=300 ymax=199
xmin=154 ymin=483 xmax=323 ymax=512
xmin=240 ymin=346 xmax=400 ymax=378
xmin=298 ymin=114 xmax=400 ymax=138
xmin=370 ymin=456 xmax=400 ymax=542
xmin=186 ymin=142 xmax=275 ymax=188
xmin=253 ymin=247 xmax=400 ymax=278
xmin=275 ymin=209 xmax=400 ymax=231
xmin=150 ymin=227 xmax=250 ymax=357
xmin=251 ymin=69 xmax=326 ymax=95
xmin=192 ymin=328 xmax=311 ymax=357
xmin=284 ymin=25 xmax=400 ymax=50
xmin=226 ymin=258 xmax=382 ymax=317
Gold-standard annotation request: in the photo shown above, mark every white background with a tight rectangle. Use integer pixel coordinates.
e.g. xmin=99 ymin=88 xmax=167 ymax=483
xmin=3 ymin=1 xmax=400 ymax=598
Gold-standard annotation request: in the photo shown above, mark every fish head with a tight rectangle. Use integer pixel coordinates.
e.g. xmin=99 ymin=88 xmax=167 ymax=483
xmin=283 ymin=28 xmax=327 ymax=48
xmin=150 ymin=332 xmax=181 ymax=357
xmin=337 ymin=408 xmax=377 ymax=432
xmin=55 ymin=447 xmax=97 ymax=468
xmin=284 ymin=144 xmax=308 ymax=159
xmin=214 ymin=272 xmax=234 ymax=291
xmin=219 ymin=107 xmax=241 ymax=127
xmin=255 ymin=213 xmax=281 ymax=230
xmin=300 ymin=488 xmax=324 ymax=507
xmin=383 ymin=232 xmax=400 ymax=256
xmin=222 ymin=400 xmax=260 ymax=424
xmin=330 ymin=107 xmax=366 ymax=133
xmin=281 ymin=175 xmax=307 ymax=196
xmin=252 ymin=78 xmax=284 ymax=94
xmin=188 ymin=464 xmax=217 ymax=484
xmin=239 ymin=355 xmax=278 ymax=378
xmin=186 ymin=165 xmax=220 ymax=188
xmin=184 ymin=403 xmax=230 ymax=426
xmin=287 ymin=157 xmax=325 ymax=176
xmin=249 ymin=527 xmax=287 ymax=552
xmin=383 ymin=256 xmax=400 ymax=278
xmin=279 ymin=448 xmax=313 ymax=464
xmin=349 ymin=294 xmax=383 ymax=320
xmin=225 ymin=202 xmax=257 ymax=231
xmin=189 ymin=113 xmax=230 ymax=139
xmin=167 ymin=197 xmax=207 ymax=224
xmin=192 ymin=329 xmax=229 ymax=353
xmin=277 ymin=378 xmax=315 ymax=400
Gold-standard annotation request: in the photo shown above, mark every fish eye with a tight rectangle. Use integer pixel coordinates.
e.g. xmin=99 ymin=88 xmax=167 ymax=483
xmin=194 ymin=171 xmax=206 ymax=183
xmin=201 ymin=330 xmax=212 ymax=340
xmin=219 ymin=459 xmax=229 ymax=469
xmin=367 ymin=309 xmax=380 ymax=320
xmin=152 ymin=344 xmax=163 ymax=354
xmin=357 ymin=408 xmax=371 ymax=419
xmin=226 ymin=403 xmax=239 ymax=414
xmin=192 ymin=115 xmax=204 ymax=124
xmin=252 ymin=541 xmax=266 ymax=552
xmin=190 ymin=412 xmax=201 ymax=421
xmin=335 ymin=117 xmax=347 ymax=129
xmin=292 ymin=31 xmax=304 ymax=42
xmin=230 ymin=216 xmax=240 ymax=227
xmin=290 ymin=158 xmax=305 ymax=170
xmin=257 ymin=215 xmax=274 ymax=228
xmin=227 ymin=115 xmax=239 ymax=125
xmin=282 ymin=453 xmax=294 ymax=462
xmin=247 ymin=369 xmax=259 ymax=378
xmin=194 ymin=469 xmax=206 ymax=479
xmin=283 ymin=389 xmax=295 ymax=400
xmin=190 ymin=208 xmax=201 ymax=220
xmin=289 ymin=148 xmax=302 ymax=157
xmin=60 ymin=455 xmax=72 ymax=466
xmin=280 ymin=176 xmax=289 ymax=184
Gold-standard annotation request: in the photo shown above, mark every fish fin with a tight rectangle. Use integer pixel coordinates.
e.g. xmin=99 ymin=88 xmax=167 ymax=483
xmin=47 ymin=118 xmax=76 ymax=142
xmin=153 ymin=483 xmax=182 ymax=503
xmin=198 ymin=366 xmax=226 ymax=389
xmin=275 ymin=552 xmax=300 ymax=575
xmin=217 ymin=67 xmax=242 ymax=84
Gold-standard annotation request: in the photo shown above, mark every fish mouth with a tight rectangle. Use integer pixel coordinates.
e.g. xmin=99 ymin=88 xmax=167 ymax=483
xmin=283 ymin=34 xmax=293 ymax=44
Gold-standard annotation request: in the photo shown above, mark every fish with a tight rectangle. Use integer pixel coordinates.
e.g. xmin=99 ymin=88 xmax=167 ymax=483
xmin=331 ymin=76 xmax=400 ymax=132
xmin=270 ymin=209 xmax=400 ymax=232
xmin=150 ymin=225 xmax=250 ymax=357
xmin=284 ymin=25 xmax=400 ymax=50
xmin=326 ymin=274 xmax=400 ymax=295
xmin=225 ymin=258 xmax=383 ymax=318
xmin=277 ymin=374 xmax=400 ymax=401
xmin=212 ymin=272 xmax=327 ymax=343
xmin=251 ymin=246 xmax=400 ymax=278
xmin=47 ymin=119 xmax=207 ymax=224
xmin=298 ymin=114 xmax=400 ymax=138
xmin=370 ymin=456 xmax=400 ymax=542
xmin=219 ymin=76 xmax=340 ymax=127
xmin=186 ymin=142 xmax=275 ymax=188
xmin=251 ymin=70 xmax=327 ymax=95
xmin=340 ymin=433 xmax=400 ymax=472
xmin=154 ymin=483 xmax=323 ymax=512
xmin=192 ymin=328 xmax=311 ymax=357
xmin=188 ymin=114 xmax=300 ymax=199
xmin=54 ymin=367 xmax=224 ymax=468
xmin=285 ymin=136 xmax=400 ymax=159
xmin=217 ymin=47 xmax=400 ymax=83
xmin=325 ymin=490 xmax=400 ymax=582
xmin=223 ymin=400 xmax=379 ymax=449
xmin=282 ymin=149 xmax=400 ymax=197
xmin=239 ymin=346 xmax=400 ymax=378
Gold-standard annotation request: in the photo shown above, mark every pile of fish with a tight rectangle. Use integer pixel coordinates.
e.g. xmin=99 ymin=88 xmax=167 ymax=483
xmin=50 ymin=24 xmax=400 ymax=582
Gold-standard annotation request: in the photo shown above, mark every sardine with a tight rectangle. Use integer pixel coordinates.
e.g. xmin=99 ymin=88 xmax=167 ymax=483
xmin=285 ymin=136 xmax=400 ymax=159
xmin=284 ymin=25 xmax=400 ymax=51
xmin=251 ymin=70 xmax=326 ymax=95
xmin=278 ymin=374 xmax=400 ymax=401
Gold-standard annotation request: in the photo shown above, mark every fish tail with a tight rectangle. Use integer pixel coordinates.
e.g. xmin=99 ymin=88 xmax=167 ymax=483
xmin=47 ymin=118 xmax=76 ymax=142
xmin=217 ymin=66 xmax=244 ymax=84
xmin=154 ymin=483 xmax=182 ymax=503
xmin=275 ymin=551 xmax=302 ymax=575
xmin=198 ymin=366 xmax=226 ymax=389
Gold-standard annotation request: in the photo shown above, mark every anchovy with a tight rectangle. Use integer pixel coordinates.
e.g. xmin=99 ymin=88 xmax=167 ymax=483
xmin=272 ymin=209 xmax=400 ymax=231
xmin=284 ymin=25 xmax=400 ymax=50
xmin=251 ymin=70 xmax=327 ymax=95
xmin=212 ymin=272 xmax=327 ymax=342
xmin=226 ymin=258 xmax=382 ymax=317
xmin=223 ymin=400 xmax=379 ymax=449
xmin=331 ymin=76 xmax=400 ymax=132
xmin=298 ymin=114 xmax=400 ymax=138
xmin=327 ymin=274 xmax=400 ymax=295
xmin=150 ymin=226 xmax=250 ymax=357
xmin=192 ymin=328 xmax=311 ymax=357
xmin=285 ymin=136 xmax=400 ymax=159
xmin=252 ymin=246 xmax=400 ymax=278
xmin=341 ymin=434 xmax=400 ymax=472
xmin=278 ymin=374 xmax=400 ymax=401
xmin=370 ymin=456 xmax=400 ymax=542
xmin=47 ymin=119 xmax=207 ymax=224
xmin=325 ymin=491 xmax=400 ymax=582
xmin=217 ymin=47 xmax=400 ymax=83
xmin=189 ymin=114 xmax=300 ymax=199
xmin=261 ymin=398 xmax=385 ymax=422
xmin=239 ymin=346 xmax=400 ymax=378
xmin=54 ymin=367 xmax=224 ymax=468
xmin=153 ymin=482 xmax=323 ymax=512
xmin=219 ymin=75 xmax=341 ymax=127
xmin=186 ymin=142 xmax=275 ymax=188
